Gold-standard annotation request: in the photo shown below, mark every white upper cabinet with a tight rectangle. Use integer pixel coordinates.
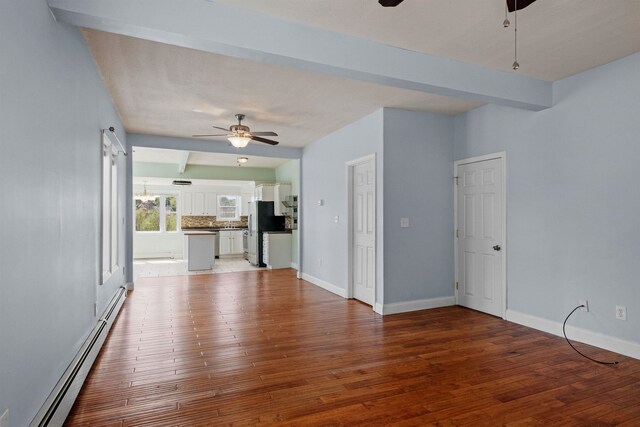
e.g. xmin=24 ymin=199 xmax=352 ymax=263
xmin=181 ymin=188 xmax=220 ymax=216
xmin=205 ymin=192 xmax=217 ymax=216
xmin=241 ymin=192 xmax=252 ymax=216
xmin=182 ymin=192 xmax=193 ymax=215
xmin=192 ymin=191 xmax=206 ymax=215
xmin=255 ymin=184 xmax=275 ymax=202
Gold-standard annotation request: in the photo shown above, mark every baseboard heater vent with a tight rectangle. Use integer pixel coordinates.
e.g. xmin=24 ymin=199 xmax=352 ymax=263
xmin=29 ymin=286 xmax=127 ymax=427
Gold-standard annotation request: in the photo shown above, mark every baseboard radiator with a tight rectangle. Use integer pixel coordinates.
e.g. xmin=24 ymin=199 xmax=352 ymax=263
xmin=29 ymin=286 xmax=127 ymax=427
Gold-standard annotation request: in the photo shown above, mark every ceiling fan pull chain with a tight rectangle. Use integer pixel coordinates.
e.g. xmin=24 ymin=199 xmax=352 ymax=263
xmin=503 ymin=1 xmax=510 ymax=27
xmin=512 ymin=0 xmax=519 ymax=70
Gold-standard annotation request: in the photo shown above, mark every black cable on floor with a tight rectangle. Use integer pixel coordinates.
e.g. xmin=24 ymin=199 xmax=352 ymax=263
xmin=563 ymin=305 xmax=618 ymax=365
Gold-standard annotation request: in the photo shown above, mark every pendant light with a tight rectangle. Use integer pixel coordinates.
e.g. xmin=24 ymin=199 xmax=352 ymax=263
xmin=135 ymin=181 xmax=156 ymax=202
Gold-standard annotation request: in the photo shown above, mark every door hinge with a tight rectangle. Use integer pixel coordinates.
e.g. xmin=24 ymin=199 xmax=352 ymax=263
xmin=455 ymin=282 xmax=459 ymax=290
xmin=455 ymin=229 xmax=460 ymax=238
xmin=454 ymin=176 xmax=459 ymax=185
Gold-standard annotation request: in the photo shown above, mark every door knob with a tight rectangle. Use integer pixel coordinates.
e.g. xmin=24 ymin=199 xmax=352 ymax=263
xmin=493 ymin=245 xmax=501 ymax=251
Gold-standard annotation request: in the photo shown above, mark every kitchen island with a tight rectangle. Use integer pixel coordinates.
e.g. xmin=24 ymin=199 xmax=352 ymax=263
xmin=183 ymin=231 xmax=217 ymax=271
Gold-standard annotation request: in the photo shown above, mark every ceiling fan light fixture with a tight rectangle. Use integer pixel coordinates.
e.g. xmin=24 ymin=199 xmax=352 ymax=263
xmin=237 ymin=156 xmax=249 ymax=164
xmin=228 ymin=135 xmax=251 ymax=148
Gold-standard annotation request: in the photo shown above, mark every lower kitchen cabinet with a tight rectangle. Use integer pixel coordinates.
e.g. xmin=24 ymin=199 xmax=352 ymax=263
xmin=263 ymin=232 xmax=292 ymax=269
xmin=219 ymin=230 xmax=244 ymax=256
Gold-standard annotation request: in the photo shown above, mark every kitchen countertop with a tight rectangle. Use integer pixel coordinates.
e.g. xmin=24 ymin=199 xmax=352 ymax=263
xmin=183 ymin=231 xmax=219 ymax=236
xmin=183 ymin=227 xmax=248 ymax=232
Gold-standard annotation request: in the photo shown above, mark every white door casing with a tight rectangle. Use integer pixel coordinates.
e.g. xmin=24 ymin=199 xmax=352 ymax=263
xmin=455 ymin=153 xmax=506 ymax=318
xmin=347 ymin=155 xmax=376 ymax=306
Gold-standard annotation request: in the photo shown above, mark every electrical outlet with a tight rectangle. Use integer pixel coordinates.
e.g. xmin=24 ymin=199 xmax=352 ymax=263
xmin=1 ymin=409 xmax=9 ymax=427
xmin=579 ymin=300 xmax=589 ymax=312
xmin=400 ymin=218 xmax=410 ymax=228
xmin=616 ymin=305 xmax=627 ymax=321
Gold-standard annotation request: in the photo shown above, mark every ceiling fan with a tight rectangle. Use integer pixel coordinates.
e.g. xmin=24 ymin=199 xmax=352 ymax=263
xmin=192 ymin=114 xmax=279 ymax=148
xmin=378 ymin=0 xmax=537 ymax=11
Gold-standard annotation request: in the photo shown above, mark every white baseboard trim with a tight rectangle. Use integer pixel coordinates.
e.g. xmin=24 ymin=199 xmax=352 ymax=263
xmin=300 ymin=273 xmax=348 ymax=298
xmin=506 ymin=309 xmax=640 ymax=360
xmin=374 ymin=302 xmax=384 ymax=315
xmin=290 ymin=262 xmax=299 ymax=270
xmin=382 ymin=296 xmax=455 ymax=315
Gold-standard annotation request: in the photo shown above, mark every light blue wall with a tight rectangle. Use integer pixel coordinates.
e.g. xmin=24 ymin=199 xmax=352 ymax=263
xmin=302 ymin=110 xmax=384 ymax=303
xmin=0 ymin=1 xmax=127 ymax=425
xmin=453 ymin=52 xmax=640 ymax=343
xmin=383 ymin=109 xmax=454 ymax=304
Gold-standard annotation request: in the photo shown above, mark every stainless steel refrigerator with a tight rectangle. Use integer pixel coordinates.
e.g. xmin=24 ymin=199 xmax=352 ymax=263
xmin=248 ymin=201 xmax=285 ymax=267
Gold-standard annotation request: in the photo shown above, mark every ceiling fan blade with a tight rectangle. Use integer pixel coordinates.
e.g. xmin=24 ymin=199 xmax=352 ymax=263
xmin=250 ymin=131 xmax=278 ymax=137
xmin=212 ymin=126 xmax=230 ymax=132
xmin=251 ymin=135 xmax=279 ymax=146
xmin=379 ymin=0 xmax=404 ymax=6
xmin=192 ymin=134 xmax=228 ymax=137
xmin=506 ymin=0 xmax=537 ymax=12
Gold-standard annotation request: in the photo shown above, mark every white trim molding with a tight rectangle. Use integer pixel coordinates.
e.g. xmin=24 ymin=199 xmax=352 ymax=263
xmin=506 ymin=309 xmax=640 ymax=360
xmin=381 ymin=296 xmax=455 ymax=316
xmin=290 ymin=262 xmax=299 ymax=271
xmin=301 ymin=273 xmax=348 ymax=298
xmin=374 ymin=303 xmax=384 ymax=315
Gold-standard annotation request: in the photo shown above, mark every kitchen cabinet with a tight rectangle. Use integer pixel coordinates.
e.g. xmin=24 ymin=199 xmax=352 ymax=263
xmin=184 ymin=232 xmax=216 ymax=271
xmin=206 ymin=192 xmax=217 ymax=216
xmin=182 ymin=192 xmax=193 ymax=215
xmin=219 ymin=230 xmax=244 ymax=255
xmin=255 ymin=184 xmax=275 ymax=202
xmin=192 ymin=191 xmax=205 ymax=215
xmin=241 ymin=192 xmax=252 ymax=216
xmin=182 ymin=189 xmax=217 ymax=216
xmin=273 ymin=184 xmax=291 ymax=216
xmin=263 ymin=232 xmax=292 ymax=269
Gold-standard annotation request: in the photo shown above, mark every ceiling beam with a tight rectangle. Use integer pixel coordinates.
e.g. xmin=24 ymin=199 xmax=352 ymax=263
xmin=48 ymin=0 xmax=553 ymax=111
xmin=128 ymin=134 xmax=302 ymax=160
xmin=177 ymin=150 xmax=190 ymax=174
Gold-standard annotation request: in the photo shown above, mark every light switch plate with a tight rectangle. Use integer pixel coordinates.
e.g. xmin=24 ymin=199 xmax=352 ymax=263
xmin=334 ymin=216 xmax=339 ymax=223
xmin=616 ymin=305 xmax=627 ymax=320
xmin=400 ymin=218 xmax=410 ymax=228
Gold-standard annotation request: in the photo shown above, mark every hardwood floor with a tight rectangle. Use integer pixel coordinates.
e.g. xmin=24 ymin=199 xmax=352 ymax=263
xmin=66 ymin=269 xmax=640 ymax=426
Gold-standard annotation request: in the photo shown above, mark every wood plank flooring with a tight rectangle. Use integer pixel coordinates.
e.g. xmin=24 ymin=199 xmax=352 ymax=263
xmin=66 ymin=269 xmax=640 ymax=426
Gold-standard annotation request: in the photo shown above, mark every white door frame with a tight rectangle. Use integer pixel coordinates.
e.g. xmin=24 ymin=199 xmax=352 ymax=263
xmin=453 ymin=151 xmax=507 ymax=319
xmin=346 ymin=153 xmax=376 ymax=308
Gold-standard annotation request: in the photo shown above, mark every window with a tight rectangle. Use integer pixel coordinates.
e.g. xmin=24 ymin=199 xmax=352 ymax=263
xmin=217 ymin=195 xmax=240 ymax=221
xmin=135 ymin=194 xmax=178 ymax=233
xmin=102 ymin=133 xmax=119 ymax=284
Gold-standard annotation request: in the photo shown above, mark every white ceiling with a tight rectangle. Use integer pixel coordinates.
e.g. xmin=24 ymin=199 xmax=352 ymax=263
xmin=82 ymin=0 xmax=640 ymax=148
xmin=82 ymin=29 xmax=480 ymax=148
xmin=132 ymin=147 xmax=290 ymax=168
xmin=215 ymin=0 xmax=640 ymax=81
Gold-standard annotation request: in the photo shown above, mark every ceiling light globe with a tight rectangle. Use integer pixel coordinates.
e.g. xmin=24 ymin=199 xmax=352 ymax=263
xmin=228 ymin=135 xmax=251 ymax=148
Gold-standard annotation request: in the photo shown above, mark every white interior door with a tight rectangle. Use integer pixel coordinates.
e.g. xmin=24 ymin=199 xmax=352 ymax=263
xmin=456 ymin=157 xmax=504 ymax=317
xmin=351 ymin=158 xmax=375 ymax=306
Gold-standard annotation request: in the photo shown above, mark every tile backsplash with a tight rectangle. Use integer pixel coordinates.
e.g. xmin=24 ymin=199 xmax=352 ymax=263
xmin=182 ymin=216 xmax=248 ymax=229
